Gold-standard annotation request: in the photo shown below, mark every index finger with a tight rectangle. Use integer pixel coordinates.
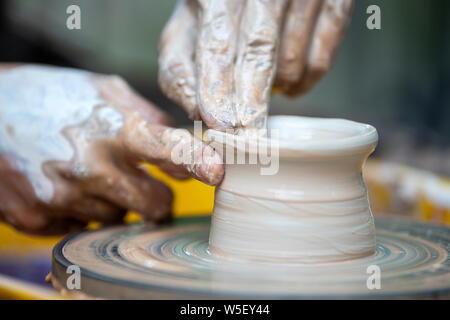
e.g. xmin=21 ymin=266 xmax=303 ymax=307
xmin=233 ymin=0 xmax=289 ymax=133
xmin=196 ymin=0 xmax=245 ymax=130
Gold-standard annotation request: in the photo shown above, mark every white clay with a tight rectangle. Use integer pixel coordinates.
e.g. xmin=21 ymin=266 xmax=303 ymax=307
xmin=205 ymin=116 xmax=378 ymax=263
xmin=0 ymin=66 xmax=123 ymax=202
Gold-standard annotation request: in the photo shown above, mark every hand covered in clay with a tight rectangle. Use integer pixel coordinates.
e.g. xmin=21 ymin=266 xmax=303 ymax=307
xmin=0 ymin=64 xmax=223 ymax=235
xmin=159 ymin=0 xmax=353 ymax=133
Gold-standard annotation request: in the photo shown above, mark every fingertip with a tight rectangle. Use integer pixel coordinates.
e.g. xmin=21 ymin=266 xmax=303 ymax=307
xmin=195 ymin=144 xmax=225 ymax=186
xmin=200 ymin=162 xmax=225 ymax=186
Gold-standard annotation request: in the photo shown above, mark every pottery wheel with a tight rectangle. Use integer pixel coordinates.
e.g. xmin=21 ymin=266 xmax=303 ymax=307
xmin=52 ymin=217 xmax=450 ymax=299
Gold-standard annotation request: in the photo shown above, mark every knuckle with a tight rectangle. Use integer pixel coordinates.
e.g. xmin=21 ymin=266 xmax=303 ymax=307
xmin=70 ymin=162 xmax=90 ymax=180
xmin=246 ymin=26 xmax=277 ymax=48
xmin=200 ymin=16 xmax=235 ymax=55
xmin=243 ymin=27 xmax=277 ymax=62
xmin=57 ymin=161 xmax=91 ymax=182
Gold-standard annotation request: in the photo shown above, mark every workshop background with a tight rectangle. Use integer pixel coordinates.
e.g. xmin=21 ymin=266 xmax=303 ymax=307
xmin=0 ymin=0 xmax=449 ymax=298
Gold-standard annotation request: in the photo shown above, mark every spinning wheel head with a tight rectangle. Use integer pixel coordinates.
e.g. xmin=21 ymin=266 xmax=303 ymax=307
xmin=51 ymin=217 xmax=450 ymax=299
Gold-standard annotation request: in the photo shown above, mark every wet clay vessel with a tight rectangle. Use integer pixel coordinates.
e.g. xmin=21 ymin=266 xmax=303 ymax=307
xmin=205 ymin=116 xmax=379 ymax=263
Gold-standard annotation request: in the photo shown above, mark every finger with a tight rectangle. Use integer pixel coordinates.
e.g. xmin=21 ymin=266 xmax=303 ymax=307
xmin=234 ymin=0 xmax=289 ymax=131
xmin=55 ymin=160 xmax=171 ymax=223
xmin=1 ymin=206 xmax=86 ymax=236
xmin=40 ymin=168 xmax=125 ymax=224
xmin=120 ymin=115 xmax=224 ymax=186
xmin=289 ymin=0 xmax=353 ymax=96
xmin=32 ymin=217 xmax=86 ymax=236
xmin=274 ymin=0 xmax=323 ymax=89
xmin=68 ymin=196 xmax=126 ymax=224
xmin=196 ymin=0 xmax=244 ymax=130
xmin=126 ymin=174 xmax=173 ymax=222
xmin=158 ymin=0 xmax=200 ymax=120
xmin=85 ymin=165 xmax=173 ymax=222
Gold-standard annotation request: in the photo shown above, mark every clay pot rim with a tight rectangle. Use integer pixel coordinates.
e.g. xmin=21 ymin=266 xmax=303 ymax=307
xmin=205 ymin=116 xmax=378 ymax=156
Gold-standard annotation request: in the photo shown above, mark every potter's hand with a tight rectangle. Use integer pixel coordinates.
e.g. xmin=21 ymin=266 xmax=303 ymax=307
xmin=159 ymin=0 xmax=353 ymax=133
xmin=0 ymin=65 xmax=223 ymax=235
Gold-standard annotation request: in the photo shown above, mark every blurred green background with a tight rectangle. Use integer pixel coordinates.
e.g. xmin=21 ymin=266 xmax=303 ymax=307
xmin=1 ymin=0 xmax=449 ymax=174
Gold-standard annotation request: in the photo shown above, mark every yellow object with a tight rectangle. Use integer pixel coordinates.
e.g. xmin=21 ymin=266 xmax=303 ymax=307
xmin=364 ymin=160 xmax=450 ymax=226
xmin=367 ymin=182 xmax=392 ymax=213
xmin=271 ymin=86 xmax=284 ymax=95
xmin=0 ymin=223 xmax=61 ymax=256
xmin=444 ymin=209 xmax=450 ymax=225
xmin=144 ymin=164 xmax=215 ymax=217
xmin=0 ymin=275 xmax=61 ymax=300
xmin=418 ymin=194 xmax=435 ymax=222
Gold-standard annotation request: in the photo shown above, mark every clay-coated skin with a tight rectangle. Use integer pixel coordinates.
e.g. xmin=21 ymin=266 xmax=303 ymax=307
xmin=0 ymin=64 xmax=224 ymax=235
xmin=159 ymin=0 xmax=353 ymax=133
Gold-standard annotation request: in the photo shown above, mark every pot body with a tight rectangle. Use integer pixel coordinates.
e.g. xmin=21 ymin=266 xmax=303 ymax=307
xmin=206 ymin=116 xmax=378 ymax=263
